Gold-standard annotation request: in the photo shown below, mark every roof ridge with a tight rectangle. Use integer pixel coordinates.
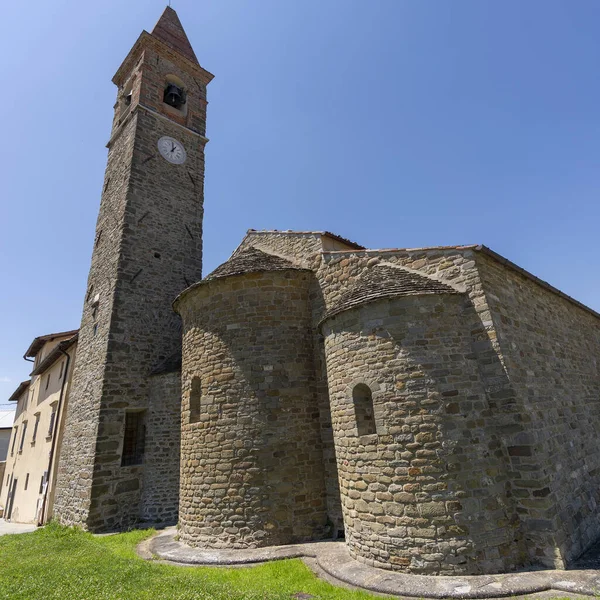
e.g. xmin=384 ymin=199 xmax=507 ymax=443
xmin=150 ymin=6 xmax=199 ymax=65
xmin=205 ymin=246 xmax=308 ymax=281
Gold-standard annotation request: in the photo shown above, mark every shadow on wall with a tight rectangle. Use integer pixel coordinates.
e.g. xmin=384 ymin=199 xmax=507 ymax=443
xmin=321 ymin=292 xmax=533 ymax=575
xmin=177 ymin=270 xmax=331 ymax=549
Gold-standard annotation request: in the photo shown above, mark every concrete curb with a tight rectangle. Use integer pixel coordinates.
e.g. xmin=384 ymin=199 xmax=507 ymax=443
xmin=146 ymin=528 xmax=600 ymax=599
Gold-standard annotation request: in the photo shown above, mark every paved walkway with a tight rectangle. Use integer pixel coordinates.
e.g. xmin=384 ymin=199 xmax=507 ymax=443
xmin=0 ymin=518 xmax=37 ymax=536
xmin=143 ymin=528 xmax=600 ymax=599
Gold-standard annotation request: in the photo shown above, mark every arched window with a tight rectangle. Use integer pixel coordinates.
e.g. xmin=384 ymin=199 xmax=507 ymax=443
xmin=353 ymin=384 xmax=376 ymax=436
xmin=163 ymin=74 xmax=187 ymax=113
xmin=189 ymin=377 xmax=201 ymax=424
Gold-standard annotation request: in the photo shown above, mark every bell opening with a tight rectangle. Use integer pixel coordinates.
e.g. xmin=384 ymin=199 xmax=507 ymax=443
xmin=163 ymin=83 xmax=186 ymax=110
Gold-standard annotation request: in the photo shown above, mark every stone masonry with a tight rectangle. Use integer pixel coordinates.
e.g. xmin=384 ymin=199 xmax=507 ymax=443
xmin=53 ymin=7 xmax=213 ymax=530
xmin=174 ymin=256 xmax=329 ymax=548
xmin=49 ymin=6 xmax=600 ymax=577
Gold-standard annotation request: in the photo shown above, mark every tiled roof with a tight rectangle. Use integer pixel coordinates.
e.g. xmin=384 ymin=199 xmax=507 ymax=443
xmin=322 ymin=264 xmax=461 ymax=322
xmin=7 ymin=380 xmax=30 ymax=403
xmin=24 ymin=329 xmax=79 ymax=359
xmin=30 ymin=334 xmax=78 ymax=377
xmin=206 ymin=247 xmax=308 ymax=281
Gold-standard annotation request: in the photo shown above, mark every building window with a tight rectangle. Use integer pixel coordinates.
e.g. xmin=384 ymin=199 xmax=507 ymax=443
xmin=10 ymin=426 xmax=18 ymax=456
xmin=19 ymin=421 xmax=28 ymax=453
xmin=121 ymin=411 xmax=146 ymax=466
xmin=32 ymin=413 xmax=40 ymax=444
xmin=58 ymin=361 xmax=64 ymax=380
xmin=189 ymin=377 xmax=201 ymax=424
xmin=45 ymin=374 xmax=50 ymax=391
xmin=48 ymin=403 xmax=58 ymax=438
xmin=24 ymin=473 xmax=29 ymax=490
xmin=353 ymin=384 xmax=377 ymax=436
xmin=39 ymin=472 xmax=47 ymax=495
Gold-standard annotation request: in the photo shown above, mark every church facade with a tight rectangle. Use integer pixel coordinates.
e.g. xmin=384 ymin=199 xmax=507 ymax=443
xmin=35 ymin=7 xmax=600 ymax=576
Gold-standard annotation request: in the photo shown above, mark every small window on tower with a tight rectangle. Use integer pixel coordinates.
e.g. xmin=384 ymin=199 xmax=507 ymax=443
xmin=120 ymin=79 xmax=134 ymax=116
xmin=121 ymin=411 xmax=146 ymax=466
xmin=353 ymin=384 xmax=377 ymax=437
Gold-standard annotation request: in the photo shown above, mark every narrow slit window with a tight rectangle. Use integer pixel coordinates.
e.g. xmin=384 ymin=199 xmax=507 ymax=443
xmin=189 ymin=377 xmax=201 ymax=424
xmin=121 ymin=411 xmax=146 ymax=466
xmin=353 ymin=384 xmax=377 ymax=436
xmin=48 ymin=403 xmax=58 ymax=438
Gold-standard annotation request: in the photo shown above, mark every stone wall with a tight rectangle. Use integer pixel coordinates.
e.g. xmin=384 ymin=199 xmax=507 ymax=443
xmin=53 ymin=112 xmax=137 ymax=528
xmin=322 ymin=293 xmax=523 ymax=574
xmin=54 ymin=33 xmax=208 ymax=531
xmin=476 ymin=251 xmax=600 ymax=567
xmin=230 ymin=232 xmax=347 ymax=533
xmin=175 ymin=270 xmax=329 ymax=548
xmin=141 ymin=370 xmax=181 ymax=524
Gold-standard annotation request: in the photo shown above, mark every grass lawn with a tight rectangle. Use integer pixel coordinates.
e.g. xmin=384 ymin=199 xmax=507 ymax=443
xmin=0 ymin=523 xmax=385 ymax=600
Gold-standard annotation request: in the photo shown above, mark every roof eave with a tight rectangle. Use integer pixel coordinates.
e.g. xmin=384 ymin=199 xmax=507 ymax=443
xmin=8 ymin=380 xmax=30 ymax=402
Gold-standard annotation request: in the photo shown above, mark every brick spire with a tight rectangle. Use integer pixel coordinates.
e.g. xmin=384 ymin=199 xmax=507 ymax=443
xmin=151 ymin=6 xmax=199 ymax=65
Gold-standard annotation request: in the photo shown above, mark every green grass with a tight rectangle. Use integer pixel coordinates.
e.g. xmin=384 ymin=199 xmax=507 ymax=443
xmin=0 ymin=523 xmax=384 ymax=600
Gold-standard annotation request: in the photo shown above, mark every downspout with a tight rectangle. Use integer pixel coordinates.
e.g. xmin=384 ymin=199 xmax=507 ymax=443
xmin=38 ymin=347 xmax=71 ymax=526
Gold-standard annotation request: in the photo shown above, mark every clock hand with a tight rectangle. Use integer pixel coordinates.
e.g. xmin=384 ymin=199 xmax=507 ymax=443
xmin=171 ymin=143 xmax=175 ymax=152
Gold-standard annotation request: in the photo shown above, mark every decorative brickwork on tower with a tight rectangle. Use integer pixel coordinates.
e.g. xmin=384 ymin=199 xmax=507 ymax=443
xmin=53 ymin=7 xmax=213 ymax=530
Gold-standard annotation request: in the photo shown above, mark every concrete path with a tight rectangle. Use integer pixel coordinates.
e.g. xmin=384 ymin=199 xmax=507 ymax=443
xmin=0 ymin=518 xmax=37 ymax=536
xmin=144 ymin=528 xmax=600 ymax=599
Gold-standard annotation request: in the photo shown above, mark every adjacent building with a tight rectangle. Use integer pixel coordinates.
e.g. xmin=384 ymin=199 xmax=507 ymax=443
xmin=0 ymin=330 xmax=77 ymax=524
xmin=0 ymin=409 xmax=15 ymax=504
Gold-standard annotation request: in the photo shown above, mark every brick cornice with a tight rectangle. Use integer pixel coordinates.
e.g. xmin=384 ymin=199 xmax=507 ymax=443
xmin=106 ymin=102 xmax=209 ymax=149
xmin=112 ymin=31 xmax=214 ymax=88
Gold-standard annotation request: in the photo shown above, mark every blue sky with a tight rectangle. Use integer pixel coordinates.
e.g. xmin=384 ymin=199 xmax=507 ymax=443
xmin=1 ymin=0 xmax=599 ymax=406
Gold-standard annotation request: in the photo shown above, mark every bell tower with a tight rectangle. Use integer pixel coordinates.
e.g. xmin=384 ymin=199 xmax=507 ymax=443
xmin=53 ymin=7 xmax=213 ymax=530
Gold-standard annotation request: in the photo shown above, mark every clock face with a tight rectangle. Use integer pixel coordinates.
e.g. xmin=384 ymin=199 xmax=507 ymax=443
xmin=157 ymin=136 xmax=186 ymax=164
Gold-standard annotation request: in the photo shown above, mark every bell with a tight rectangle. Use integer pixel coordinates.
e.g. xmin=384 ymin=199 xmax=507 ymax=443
xmin=163 ymin=83 xmax=185 ymax=109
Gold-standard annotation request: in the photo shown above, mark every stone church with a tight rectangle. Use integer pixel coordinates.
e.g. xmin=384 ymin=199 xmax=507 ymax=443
xmin=47 ymin=6 xmax=600 ymax=576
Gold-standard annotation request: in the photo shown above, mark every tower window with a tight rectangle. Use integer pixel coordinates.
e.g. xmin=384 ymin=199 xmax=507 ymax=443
xmin=162 ymin=74 xmax=187 ymax=114
xmin=163 ymin=83 xmax=186 ymax=110
xmin=24 ymin=473 xmax=29 ymax=491
xmin=122 ymin=411 xmax=146 ymax=466
xmin=189 ymin=377 xmax=201 ymax=424
xmin=353 ymin=384 xmax=377 ymax=436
